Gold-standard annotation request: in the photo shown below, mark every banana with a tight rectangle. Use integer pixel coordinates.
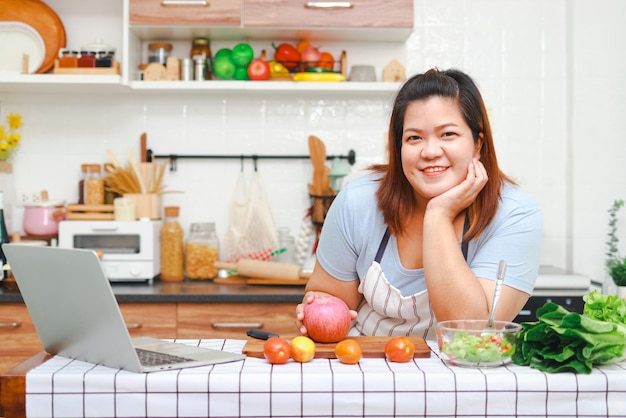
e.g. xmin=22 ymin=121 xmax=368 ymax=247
xmin=292 ymin=72 xmax=346 ymax=82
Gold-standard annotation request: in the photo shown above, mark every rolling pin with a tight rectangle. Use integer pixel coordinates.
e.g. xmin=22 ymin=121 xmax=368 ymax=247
xmin=214 ymin=259 xmax=310 ymax=281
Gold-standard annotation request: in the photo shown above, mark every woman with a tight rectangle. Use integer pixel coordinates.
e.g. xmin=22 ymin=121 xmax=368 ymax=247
xmin=296 ymin=68 xmax=543 ymax=340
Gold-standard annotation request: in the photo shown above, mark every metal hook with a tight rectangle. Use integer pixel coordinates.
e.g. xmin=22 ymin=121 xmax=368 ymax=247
xmin=240 ymin=155 xmax=244 ymax=172
xmin=252 ymin=155 xmax=258 ymax=172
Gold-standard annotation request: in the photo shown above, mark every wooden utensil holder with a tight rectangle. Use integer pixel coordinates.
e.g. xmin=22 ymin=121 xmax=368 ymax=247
xmin=123 ymin=193 xmax=161 ymax=220
xmin=309 ymin=194 xmax=336 ymax=226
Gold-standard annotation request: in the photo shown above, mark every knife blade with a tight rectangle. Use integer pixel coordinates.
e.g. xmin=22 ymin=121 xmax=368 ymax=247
xmin=246 ymin=329 xmax=279 ymax=340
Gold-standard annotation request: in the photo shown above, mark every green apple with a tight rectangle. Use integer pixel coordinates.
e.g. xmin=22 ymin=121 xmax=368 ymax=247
xmin=233 ymin=66 xmax=249 ymax=80
xmin=231 ymin=43 xmax=254 ymax=68
xmin=213 ymin=56 xmax=236 ymax=80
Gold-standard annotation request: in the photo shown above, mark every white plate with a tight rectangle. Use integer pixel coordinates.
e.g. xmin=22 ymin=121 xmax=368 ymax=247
xmin=0 ymin=21 xmax=45 ymax=74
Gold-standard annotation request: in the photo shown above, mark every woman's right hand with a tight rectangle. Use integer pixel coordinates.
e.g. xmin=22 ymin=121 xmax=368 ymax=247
xmin=295 ymin=291 xmax=317 ymax=336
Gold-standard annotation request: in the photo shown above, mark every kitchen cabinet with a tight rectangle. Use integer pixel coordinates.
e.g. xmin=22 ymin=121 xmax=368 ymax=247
xmin=0 ymin=304 xmax=42 ymax=375
xmin=243 ymin=0 xmax=413 ymax=30
xmin=0 ymin=0 xmax=411 ymax=95
xmin=129 ymin=0 xmax=241 ymax=26
xmin=119 ymin=303 xmax=177 ymax=338
xmin=177 ymin=303 xmax=298 ymax=339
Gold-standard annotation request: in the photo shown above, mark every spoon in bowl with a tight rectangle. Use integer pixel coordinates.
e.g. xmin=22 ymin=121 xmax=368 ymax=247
xmin=482 ymin=260 xmax=507 ymax=335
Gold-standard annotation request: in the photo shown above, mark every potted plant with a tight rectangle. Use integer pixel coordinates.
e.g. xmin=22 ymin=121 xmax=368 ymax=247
xmin=606 ymin=199 xmax=626 ymax=296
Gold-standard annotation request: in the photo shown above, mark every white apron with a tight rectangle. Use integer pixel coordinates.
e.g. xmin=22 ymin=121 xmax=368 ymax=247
xmin=349 ymin=222 xmax=469 ymax=341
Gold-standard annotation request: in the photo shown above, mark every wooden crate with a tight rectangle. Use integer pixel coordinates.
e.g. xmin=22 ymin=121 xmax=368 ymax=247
xmin=65 ymin=204 xmax=114 ymax=220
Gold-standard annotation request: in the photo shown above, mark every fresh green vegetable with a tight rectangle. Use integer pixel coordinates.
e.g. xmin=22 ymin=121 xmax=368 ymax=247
xmin=441 ymin=332 xmax=514 ymax=365
xmin=583 ymin=290 xmax=626 ymax=324
xmin=512 ymin=300 xmax=626 ymax=374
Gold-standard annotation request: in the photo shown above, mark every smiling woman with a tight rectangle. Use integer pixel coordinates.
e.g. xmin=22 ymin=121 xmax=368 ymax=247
xmin=296 ymin=68 xmax=544 ymax=342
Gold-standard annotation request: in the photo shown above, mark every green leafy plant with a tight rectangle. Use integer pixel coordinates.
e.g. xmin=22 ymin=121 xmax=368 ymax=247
xmin=606 ymin=199 xmax=626 ymax=286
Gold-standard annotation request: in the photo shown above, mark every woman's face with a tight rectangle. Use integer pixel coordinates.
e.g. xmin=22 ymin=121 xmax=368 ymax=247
xmin=401 ymin=96 xmax=481 ymax=202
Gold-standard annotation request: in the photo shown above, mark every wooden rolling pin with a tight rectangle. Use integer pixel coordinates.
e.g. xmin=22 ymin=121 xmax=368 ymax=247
xmin=214 ymin=259 xmax=310 ymax=281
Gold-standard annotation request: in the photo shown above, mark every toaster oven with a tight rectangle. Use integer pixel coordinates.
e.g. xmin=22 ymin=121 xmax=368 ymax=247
xmin=58 ymin=220 xmax=161 ymax=284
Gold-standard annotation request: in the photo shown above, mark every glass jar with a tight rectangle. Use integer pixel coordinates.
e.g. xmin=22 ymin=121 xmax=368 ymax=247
xmin=58 ymin=49 xmax=78 ymax=68
xmin=185 ymin=222 xmax=219 ymax=279
xmin=148 ymin=42 xmax=173 ymax=65
xmin=78 ymin=163 xmax=90 ymax=204
xmin=84 ymin=164 xmax=104 ymax=205
xmin=160 ymin=206 xmax=184 ymax=282
xmin=276 ymin=227 xmax=296 ymax=264
xmin=190 ymin=37 xmax=212 ymax=79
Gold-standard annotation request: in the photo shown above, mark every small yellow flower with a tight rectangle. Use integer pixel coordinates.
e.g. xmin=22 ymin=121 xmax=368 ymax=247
xmin=0 ymin=113 xmax=22 ymax=161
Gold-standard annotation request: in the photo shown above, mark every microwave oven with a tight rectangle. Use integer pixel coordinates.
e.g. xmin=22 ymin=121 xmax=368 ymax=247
xmin=58 ymin=220 xmax=161 ymax=284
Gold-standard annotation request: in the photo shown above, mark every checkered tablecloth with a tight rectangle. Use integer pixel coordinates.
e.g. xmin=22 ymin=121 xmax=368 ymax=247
xmin=25 ymin=339 xmax=626 ymax=418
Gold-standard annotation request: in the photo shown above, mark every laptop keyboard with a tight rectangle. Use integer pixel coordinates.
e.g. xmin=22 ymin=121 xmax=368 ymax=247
xmin=136 ymin=348 xmax=195 ymax=367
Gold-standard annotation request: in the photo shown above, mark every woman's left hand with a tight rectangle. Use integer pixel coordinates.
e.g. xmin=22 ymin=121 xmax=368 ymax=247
xmin=427 ymin=158 xmax=488 ymax=218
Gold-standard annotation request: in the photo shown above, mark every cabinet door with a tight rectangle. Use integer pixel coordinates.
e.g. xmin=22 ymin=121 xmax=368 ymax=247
xmin=244 ymin=0 xmax=413 ymax=28
xmin=177 ymin=303 xmax=298 ymax=339
xmin=129 ymin=0 xmax=241 ymax=25
xmin=119 ymin=303 xmax=177 ymax=339
xmin=0 ymin=304 xmax=43 ymax=373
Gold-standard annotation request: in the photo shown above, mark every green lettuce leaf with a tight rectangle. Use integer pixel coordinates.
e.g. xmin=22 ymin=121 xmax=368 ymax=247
xmin=512 ymin=301 xmax=626 ymax=373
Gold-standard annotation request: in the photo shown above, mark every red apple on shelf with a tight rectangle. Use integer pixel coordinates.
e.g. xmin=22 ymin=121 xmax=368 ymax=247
xmin=247 ymin=58 xmax=270 ymax=81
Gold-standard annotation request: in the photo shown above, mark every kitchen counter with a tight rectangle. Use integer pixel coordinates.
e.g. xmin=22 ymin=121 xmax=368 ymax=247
xmin=0 ymin=280 xmax=305 ymax=304
xmin=2 ymin=339 xmax=626 ymax=418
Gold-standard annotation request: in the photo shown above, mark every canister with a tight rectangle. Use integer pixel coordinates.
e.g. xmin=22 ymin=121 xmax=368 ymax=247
xmin=148 ymin=42 xmax=173 ymax=65
xmin=185 ymin=222 xmax=219 ymax=279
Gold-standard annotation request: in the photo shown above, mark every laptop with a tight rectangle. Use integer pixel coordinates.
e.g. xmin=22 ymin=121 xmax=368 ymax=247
xmin=3 ymin=244 xmax=245 ymax=373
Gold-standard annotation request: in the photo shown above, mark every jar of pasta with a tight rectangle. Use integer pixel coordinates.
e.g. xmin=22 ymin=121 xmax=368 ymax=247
xmin=160 ymin=206 xmax=184 ymax=282
xmin=185 ymin=222 xmax=219 ymax=279
xmin=84 ymin=164 xmax=104 ymax=205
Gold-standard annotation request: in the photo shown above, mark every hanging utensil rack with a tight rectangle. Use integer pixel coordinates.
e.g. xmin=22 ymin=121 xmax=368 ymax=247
xmin=146 ymin=149 xmax=356 ymax=171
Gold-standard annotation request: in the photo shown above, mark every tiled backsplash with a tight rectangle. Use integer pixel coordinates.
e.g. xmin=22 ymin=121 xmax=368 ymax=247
xmin=1 ymin=0 xmax=625 ymax=287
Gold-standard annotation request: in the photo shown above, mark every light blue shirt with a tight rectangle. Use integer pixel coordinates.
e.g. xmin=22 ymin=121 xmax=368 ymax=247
xmin=316 ymin=173 xmax=543 ymax=296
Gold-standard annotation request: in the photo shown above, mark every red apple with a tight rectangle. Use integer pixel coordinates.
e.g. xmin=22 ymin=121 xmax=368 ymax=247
xmin=303 ymin=295 xmax=351 ymax=343
xmin=301 ymin=46 xmax=321 ymax=68
xmin=247 ymin=58 xmax=270 ymax=81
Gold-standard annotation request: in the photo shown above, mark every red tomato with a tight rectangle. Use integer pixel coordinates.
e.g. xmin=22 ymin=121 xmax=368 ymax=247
xmin=384 ymin=336 xmax=415 ymax=363
xmin=334 ymin=339 xmax=362 ymax=364
xmin=247 ymin=58 xmax=270 ymax=81
xmin=318 ymin=52 xmax=335 ymax=70
xmin=263 ymin=337 xmax=291 ymax=364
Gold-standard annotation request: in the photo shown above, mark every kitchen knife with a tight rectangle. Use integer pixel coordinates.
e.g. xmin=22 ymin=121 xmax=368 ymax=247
xmin=246 ymin=329 xmax=279 ymax=340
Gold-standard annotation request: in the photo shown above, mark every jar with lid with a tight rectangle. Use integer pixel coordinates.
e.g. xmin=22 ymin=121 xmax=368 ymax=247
xmin=80 ymin=38 xmax=116 ymax=68
xmin=185 ymin=222 xmax=219 ymax=279
xmin=160 ymin=206 xmax=184 ymax=282
xmin=84 ymin=164 xmax=104 ymax=205
xmin=190 ymin=37 xmax=212 ymax=79
xmin=103 ymin=163 xmax=120 ymax=204
xmin=58 ymin=49 xmax=78 ymax=68
xmin=77 ymin=163 xmax=90 ymax=204
xmin=148 ymin=42 xmax=173 ymax=65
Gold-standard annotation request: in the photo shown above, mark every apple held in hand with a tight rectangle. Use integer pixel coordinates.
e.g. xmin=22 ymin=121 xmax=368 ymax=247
xmin=248 ymin=58 xmax=270 ymax=81
xmin=303 ymin=295 xmax=351 ymax=343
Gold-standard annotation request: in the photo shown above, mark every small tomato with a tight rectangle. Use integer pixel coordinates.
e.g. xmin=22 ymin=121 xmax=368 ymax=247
xmin=291 ymin=336 xmax=316 ymax=363
xmin=334 ymin=339 xmax=363 ymax=364
xmin=263 ymin=337 xmax=291 ymax=364
xmin=384 ymin=336 xmax=415 ymax=363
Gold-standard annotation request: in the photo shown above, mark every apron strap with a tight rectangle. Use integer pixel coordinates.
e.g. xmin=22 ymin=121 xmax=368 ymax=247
xmin=376 ymin=213 xmax=471 ymax=264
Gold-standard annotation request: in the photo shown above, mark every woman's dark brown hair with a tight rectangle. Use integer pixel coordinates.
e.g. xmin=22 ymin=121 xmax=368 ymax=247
xmin=372 ymin=68 xmax=515 ymax=241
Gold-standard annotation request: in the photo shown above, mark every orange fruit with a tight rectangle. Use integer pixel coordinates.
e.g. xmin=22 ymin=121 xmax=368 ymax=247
xmin=318 ymin=51 xmax=334 ymax=70
xmin=291 ymin=336 xmax=316 ymax=363
xmin=334 ymin=339 xmax=363 ymax=364
xmin=384 ymin=336 xmax=415 ymax=363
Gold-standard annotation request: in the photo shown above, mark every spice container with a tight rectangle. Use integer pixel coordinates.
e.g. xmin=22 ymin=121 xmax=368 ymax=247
xmin=194 ymin=56 xmax=206 ymax=81
xmin=84 ymin=164 xmax=104 ymax=205
xmin=77 ymin=163 xmax=90 ymax=204
xmin=185 ymin=222 xmax=219 ymax=279
xmin=80 ymin=39 xmax=116 ymax=68
xmin=58 ymin=49 xmax=78 ymax=68
xmin=148 ymin=42 xmax=173 ymax=65
xmin=160 ymin=206 xmax=184 ymax=282
xmin=77 ymin=51 xmax=96 ymax=68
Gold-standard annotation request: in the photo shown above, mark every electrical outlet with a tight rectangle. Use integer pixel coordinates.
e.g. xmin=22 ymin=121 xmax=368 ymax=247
xmin=16 ymin=190 xmax=42 ymax=206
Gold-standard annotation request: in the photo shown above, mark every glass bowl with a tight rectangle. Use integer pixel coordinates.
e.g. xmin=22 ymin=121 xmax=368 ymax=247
xmin=435 ymin=319 xmax=521 ymax=368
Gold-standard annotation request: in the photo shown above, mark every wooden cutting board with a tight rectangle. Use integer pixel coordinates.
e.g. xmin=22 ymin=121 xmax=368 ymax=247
xmin=243 ymin=335 xmax=431 ymax=359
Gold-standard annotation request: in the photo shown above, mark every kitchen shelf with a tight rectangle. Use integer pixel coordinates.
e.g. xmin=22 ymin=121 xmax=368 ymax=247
xmin=0 ymin=75 xmax=401 ymax=97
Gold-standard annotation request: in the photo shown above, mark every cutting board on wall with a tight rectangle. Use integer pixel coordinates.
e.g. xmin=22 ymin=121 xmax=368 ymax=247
xmin=0 ymin=0 xmax=66 ymax=73
xmin=243 ymin=336 xmax=431 ymax=359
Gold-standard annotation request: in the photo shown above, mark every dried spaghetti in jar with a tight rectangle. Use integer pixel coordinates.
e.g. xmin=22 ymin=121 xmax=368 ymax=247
xmin=185 ymin=222 xmax=219 ymax=279
xmin=160 ymin=206 xmax=184 ymax=282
